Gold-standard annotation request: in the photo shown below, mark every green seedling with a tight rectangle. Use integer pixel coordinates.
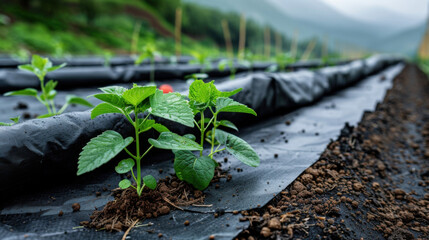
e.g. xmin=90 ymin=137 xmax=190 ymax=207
xmin=173 ymin=80 xmax=260 ymax=190
xmin=267 ymin=53 xmax=295 ymax=72
xmin=218 ymin=59 xmax=236 ymax=79
xmin=0 ymin=116 xmax=20 ymax=126
xmin=4 ymin=55 xmax=93 ymax=118
xmin=190 ymin=51 xmax=212 ymax=73
xmin=78 ymin=84 xmax=201 ymax=196
xmin=135 ymin=43 xmax=160 ymax=83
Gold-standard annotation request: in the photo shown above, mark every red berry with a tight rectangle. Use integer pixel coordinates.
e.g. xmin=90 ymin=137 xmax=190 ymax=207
xmin=159 ymin=84 xmax=173 ymax=93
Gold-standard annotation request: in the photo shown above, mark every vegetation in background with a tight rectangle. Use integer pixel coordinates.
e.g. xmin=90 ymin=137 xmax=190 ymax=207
xmin=0 ymin=0 xmax=331 ymax=59
xmin=3 ymin=55 xmax=93 ymax=118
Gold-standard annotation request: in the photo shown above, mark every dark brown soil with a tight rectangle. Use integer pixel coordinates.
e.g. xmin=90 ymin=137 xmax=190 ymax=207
xmin=236 ymin=65 xmax=429 ymax=239
xmin=81 ymin=167 xmax=230 ymax=232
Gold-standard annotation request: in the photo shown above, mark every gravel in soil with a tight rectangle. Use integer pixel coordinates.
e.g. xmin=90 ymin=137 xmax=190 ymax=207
xmin=236 ymin=65 xmax=429 ymax=239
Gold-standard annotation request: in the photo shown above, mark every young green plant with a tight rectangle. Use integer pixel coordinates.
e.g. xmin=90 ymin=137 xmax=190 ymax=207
xmin=134 ymin=44 xmax=160 ymax=83
xmin=0 ymin=116 xmax=20 ymax=126
xmin=173 ymin=80 xmax=260 ymax=190
xmin=77 ymin=84 xmax=201 ymax=196
xmin=4 ymin=55 xmax=93 ymax=118
xmin=218 ymin=59 xmax=236 ymax=80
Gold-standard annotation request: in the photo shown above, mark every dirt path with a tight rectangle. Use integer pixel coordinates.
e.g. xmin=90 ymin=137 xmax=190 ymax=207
xmin=236 ymin=64 xmax=429 ymax=239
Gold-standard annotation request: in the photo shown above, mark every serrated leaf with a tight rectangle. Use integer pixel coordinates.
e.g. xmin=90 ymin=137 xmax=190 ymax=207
xmin=91 ymin=103 xmax=123 ymax=119
xmin=173 ymin=150 xmax=216 ymax=190
xmin=143 ymin=175 xmax=157 ymax=190
xmin=148 ymin=132 xmax=202 ymax=151
xmin=99 ymin=86 xmax=128 ymax=95
xmin=119 ymin=179 xmax=131 ymax=189
xmin=218 ymin=120 xmax=238 ymax=131
xmin=123 ymin=86 xmax=156 ymax=106
xmin=216 ymin=97 xmax=256 ymax=116
xmin=4 ymin=88 xmax=38 ymax=97
xmin=215 ymin=129 xmax=259 ymax=167
xmin=149 ymin=90 xmax=194 ymax=127
xmin=0 ymin=122 xmax=13 ymax=126
xmin=93 ymin=93 xmax=126 ymax=108
xmin=152 ymin=123 xmax=170 ymax=133
xmin=66 ymin=95 xmax=93 ymax=107
xmin=115 ymin=158 xmax=135 ymax=174
xmin=77 ymin=130 xmax=134 ymax=175
xmin=189 ymin=79 xmax=211 ymax=104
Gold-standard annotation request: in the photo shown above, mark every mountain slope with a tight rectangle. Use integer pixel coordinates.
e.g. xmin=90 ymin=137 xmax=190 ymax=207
xmin=183 ymin=0 xmax=421 ymax=55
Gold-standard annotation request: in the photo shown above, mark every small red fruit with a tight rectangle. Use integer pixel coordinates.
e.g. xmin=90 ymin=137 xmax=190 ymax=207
xmin=159 ymin=84 xmax=173 ymax=93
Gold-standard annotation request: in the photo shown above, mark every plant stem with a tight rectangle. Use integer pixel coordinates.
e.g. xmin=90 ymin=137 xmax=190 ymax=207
xmin=200 ymin=111 xmax=205 ymax=156
xmin=210 ymin=113 xmax=218 ymax=158
xmin=134 ymin=107 xmax=142 ymax=195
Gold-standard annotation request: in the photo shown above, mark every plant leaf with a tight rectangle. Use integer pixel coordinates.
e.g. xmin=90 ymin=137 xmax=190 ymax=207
xmin=149 ymin=90 xmax=194 ymax=127
xmin=139 ymin=119 xmax=155 ymax=132
xmin=218 ymin=120 xmax=238 ymax=131
xmin=91 ymin=103 xmax=123 ymax=119
xmin=189 ymin=79 xmax=211 ymax=104
xmin=46 ymin=63 xmax=66 ymax=72
xmin=66 ymin=95 xmax=94 ymax=107
xmin=4 ymin=88 xmax=38 ymax=97
xmin=99 ymin=86 xmax=128 ymax=95
xmin=44 ymin=80 xmax=58 ymax=93
xmin=10 ymin=116 xmax=20 ymax=124
xmin=215 ymin=129 xmax=260 ymax=167
xmin=216 ymin=97 xmax=257 ymax=116
xmin=77 ymin=130 xmax=134 ymax=175
xmin=18 ymin=64 xmax=36 ymax=73
xmin=93 ymin=93 xmax=126 ymax=108
xmin=173 ymin=150 xmax=216 ymax=190
xmin=37 ymin=113 xmax=56 ymax=118
xmin=152 ymin=123 xmax=170 ymax=133
xmin=115 ymin=158 xmax=135 ymax=174
xmin=148 ymin=132 xmax=202 ymax=151
xmin=119 ymin=179 xmax=131 ymax=189
xmin=122 ymin=86 xmax=156 ymax=106
xmin=143 ymin=175 xmax=157 ymax=190
xmin=31 ymin=55 xmax=48 ymax=71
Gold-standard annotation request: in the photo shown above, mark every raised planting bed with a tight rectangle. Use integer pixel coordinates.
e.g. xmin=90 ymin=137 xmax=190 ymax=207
xmin=0 ymin=56 xmax=405 ymax=239
xmin=236 ymin=65 xmax=429 ymax=239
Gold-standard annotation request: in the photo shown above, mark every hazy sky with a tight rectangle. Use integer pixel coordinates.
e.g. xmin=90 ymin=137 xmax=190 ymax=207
xmin=321 ymin=0 xmax=429 ymax=26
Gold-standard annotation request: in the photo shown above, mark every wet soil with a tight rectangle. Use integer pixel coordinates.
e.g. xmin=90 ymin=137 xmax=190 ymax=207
xmin=236 ymin=65 xmax=429 ymax=239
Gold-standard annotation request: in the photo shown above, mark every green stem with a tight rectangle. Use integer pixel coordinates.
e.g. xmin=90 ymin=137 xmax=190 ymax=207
xmin=210 ymin=114 xmax=218 ymax=158
xmin=200 ymin=111 xmax=205 ymax=156
xmin=124 ymin=147 xmax=137 ymax=160
xmin=208 ymin=147 xmax=226 ymax=158
xmin=134 ymin=106 xmax=142 ymax=195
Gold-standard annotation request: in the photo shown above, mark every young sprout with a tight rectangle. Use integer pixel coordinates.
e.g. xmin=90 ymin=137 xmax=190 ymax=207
xmin=78 ymin=84 xmax=201 ymax=196
xmin=0 ymin=116 xmax=20 ymax=126
xmin=218 ymin=58 xmax=236 ymax=79
xmin=135 ymin=43 xmax=160 ymax=83
xmin=173 ymin=80 xmax=260 ymax=190
xmin=190 ymin=51 xmax=212 ymax=73
xmin=4 ymin=55 xmax=93 ymax=118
